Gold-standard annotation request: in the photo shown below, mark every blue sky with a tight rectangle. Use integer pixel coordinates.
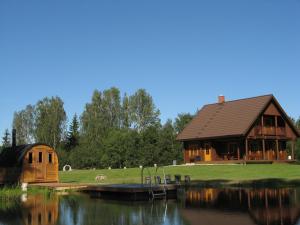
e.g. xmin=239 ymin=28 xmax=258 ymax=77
xmin=0 ymin=0 xmax=299 ymax=134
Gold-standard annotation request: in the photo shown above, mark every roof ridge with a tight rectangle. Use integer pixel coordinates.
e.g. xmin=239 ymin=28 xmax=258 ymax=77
xmin=202 ymin=94 xmax=273 ymax=107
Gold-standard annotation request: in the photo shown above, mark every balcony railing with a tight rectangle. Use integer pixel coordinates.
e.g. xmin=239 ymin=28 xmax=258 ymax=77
xmin=276 ymin=127 xmax=286 ymax=136
xmin=253 ymin=126 xmax=286 ymax=136
xmin=263 ymin=126 xmax=276 ymax=135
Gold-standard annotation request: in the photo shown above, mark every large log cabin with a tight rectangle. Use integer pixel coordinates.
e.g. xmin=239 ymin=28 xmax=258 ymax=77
xmin=0 ymin=130 xmax=59 ymax=184
xmin=177 ymin=95 xmax=300 ymax=163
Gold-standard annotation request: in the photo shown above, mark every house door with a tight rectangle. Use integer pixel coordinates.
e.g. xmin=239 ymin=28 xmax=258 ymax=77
xmin=35 ymin=151 xmax=45 ymax=181
xmin=228 ymin=143 xmax=238 ymax=160
xmin=204 ymin=144 xmax=212 ymax=161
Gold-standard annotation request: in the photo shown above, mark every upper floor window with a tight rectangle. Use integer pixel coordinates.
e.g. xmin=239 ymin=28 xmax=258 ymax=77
xmin=277 ymin=116 xmax=286 ymax=127
xmin=264 ymin=116 xmax=275 ymax=127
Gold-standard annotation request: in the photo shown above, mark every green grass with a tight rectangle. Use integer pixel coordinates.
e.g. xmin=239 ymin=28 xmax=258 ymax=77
xmin=59 ymin=164 xmax=300 ymax=185
xmin=0 ymin=185 xmax=23 ymax=199
xmin=0 ymin=185 xmax=54 ymax=200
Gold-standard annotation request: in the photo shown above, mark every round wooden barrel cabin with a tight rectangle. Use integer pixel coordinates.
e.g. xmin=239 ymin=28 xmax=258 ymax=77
xmin=0 ymin=143 xmax=59 ymax=184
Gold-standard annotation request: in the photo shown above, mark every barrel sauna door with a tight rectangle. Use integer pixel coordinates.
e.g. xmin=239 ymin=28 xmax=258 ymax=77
xmin=35 ymin=151 xmax=45 ymax=180
xmin=204 ymin=144 xmax=212 ymax=161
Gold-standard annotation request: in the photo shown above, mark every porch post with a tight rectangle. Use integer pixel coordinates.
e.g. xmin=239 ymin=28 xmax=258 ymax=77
xmin=245 ymin=138 xmax=248 ymax=160
xmin=237 ymin=146 xmax=240 ymax=160
xmin=276 ymin=139 xmax=279 ymax=160
xmin=261 ymin=115 xmax=264 ymax=135
xmin=262 ymin=139 xmax=266 ymax=160
xmin=292 ymin=140 xmax=295 ymax=160
xmin=275 ymin=116 xmax=278 ymax=136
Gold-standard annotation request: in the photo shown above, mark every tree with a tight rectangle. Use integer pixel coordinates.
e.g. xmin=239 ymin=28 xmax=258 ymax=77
xmin=129 ymin=89 xmax=160 ymax=132
xmin=139 ymin=124 xmax=161 ymax=166
xmin=174 ymin=113 xmax=194 ymax=134
xmin=2 ymin=129 xmax=11 ymax=148
xmin=66 ymin=114 xmax=80 ymax=150
xmin=295 ymin=117 xmax=300 ymax=131
xmin=81 ymin=90 xmax=106 ymax=146
xmin=34 ymin=97 xmax=67 ymax=148
xmin=158 ymin=120 xmax=183 ymax=165
xmin=102 ymin=87 xmax=122 ymax=129
xmin=121 ymin=93 xmax=131 ymax=128
xmin=101 ymin=129 xmax=140 ymax=168
xmin=12 ymin=105 xmax=35 ymax=145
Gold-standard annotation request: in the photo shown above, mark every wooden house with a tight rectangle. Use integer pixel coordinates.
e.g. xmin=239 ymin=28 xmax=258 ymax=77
xmin=0 ymin=132 xmax=59 ymax=184
xmin=177 ymin=95 xmax=300 ymax=163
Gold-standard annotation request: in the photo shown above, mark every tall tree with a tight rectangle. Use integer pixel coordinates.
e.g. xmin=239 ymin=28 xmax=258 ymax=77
xmin=139 ymin=124 xmax=161 ymax=166
xmin=158 ymin=120 xmax=183 ymax=165
xmin=174 ymin=113 xmax=194 ymax=134
xmin=2 ymin=129 xmax=11 ymax=148
xmin=81 ymin=90 xmax=105 ymax=145
xmin=129 ymin=89 xmax=160 ymax=132
xmin=34 ymin=97 xmax=67 ymax=148
xmin=66 ymin=114 xmax=80 ymax=149
xmin=102 ymin=87 xmax=122 ymax=129
xmin=12 ymin=104 xmax=35 ymax=145
xmin=121 ymin=93 xmax=131 ymax=128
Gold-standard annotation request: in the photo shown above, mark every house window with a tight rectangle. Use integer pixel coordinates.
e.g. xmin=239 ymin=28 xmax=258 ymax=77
xmin=277 ymin=116 xmax=285 ymax=127
xmin=28 ymin=152 xmax=33 ymax=164
xmin=38 ymin=152 xmax=43 ymax=163
xmin=48 ymin=153 xmax=53 ymax=163
xmin=264 ymin=116 xmax=275 ymax=127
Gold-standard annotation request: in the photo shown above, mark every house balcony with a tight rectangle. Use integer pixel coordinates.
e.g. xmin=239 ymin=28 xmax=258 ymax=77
xmin=263 ymin=126 xmax=276 ymax=136
xmin=276 ymin=127 xmax=286 ymax=136
xmin=253 ymin=126 xmax=286 ymax=137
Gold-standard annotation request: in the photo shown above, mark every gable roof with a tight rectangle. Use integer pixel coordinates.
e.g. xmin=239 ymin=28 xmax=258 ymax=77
xmin=177 ymin=94 xmax=300 ymax=141
xmin=0 ymin=143 xmax=53 ymax=167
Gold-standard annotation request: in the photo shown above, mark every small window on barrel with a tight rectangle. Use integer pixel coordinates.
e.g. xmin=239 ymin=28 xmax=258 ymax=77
xmin=28 ymin=152 xmax=33 ymax=164
xmin=39 ymin=152 xmax=43 ymax=163
xmin=48 ymin=153 xmax=53 ymax=163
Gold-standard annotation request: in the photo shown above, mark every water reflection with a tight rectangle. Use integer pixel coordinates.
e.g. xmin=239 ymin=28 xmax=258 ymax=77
xmin=0 ymin=187 xmax=300 ymax=225
xmin=58 ymin=195 xmax=187 ymax=225
xmin=0 ymin=194 xmax=58 ymax=225
xmin=183 ymin=188 xmax=300 ymax=225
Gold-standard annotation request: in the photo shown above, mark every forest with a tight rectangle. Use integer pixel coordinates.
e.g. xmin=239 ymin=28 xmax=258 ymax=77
xmin=0 ymin=87 xmax=194 ymax=169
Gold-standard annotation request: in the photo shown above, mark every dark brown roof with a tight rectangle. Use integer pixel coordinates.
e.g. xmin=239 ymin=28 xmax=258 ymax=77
xmin=177 ymin=94 xmax=299 ymax=141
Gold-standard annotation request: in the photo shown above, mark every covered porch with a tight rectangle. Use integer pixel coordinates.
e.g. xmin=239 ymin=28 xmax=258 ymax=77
xmin=245 ymin=138 xmax=293 ymax=161
xmin=183 ymin=138 xmax=295 ymax=163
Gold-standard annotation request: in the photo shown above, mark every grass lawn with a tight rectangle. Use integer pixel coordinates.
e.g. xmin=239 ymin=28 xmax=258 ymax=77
xmin=59 ymin=164 xmax=300 ymax=185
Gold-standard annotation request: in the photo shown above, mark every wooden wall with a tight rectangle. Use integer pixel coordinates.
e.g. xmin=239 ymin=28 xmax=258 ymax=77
xmin=22 ymin=145 xmax=59 ymax=183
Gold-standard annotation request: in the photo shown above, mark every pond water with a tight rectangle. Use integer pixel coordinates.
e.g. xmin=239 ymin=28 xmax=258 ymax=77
xmin=1 ymin=187 xmax=300 ymax=225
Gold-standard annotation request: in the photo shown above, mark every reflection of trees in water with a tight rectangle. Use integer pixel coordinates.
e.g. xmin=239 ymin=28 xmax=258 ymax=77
xmin=0 ymin=198 xmax=23 ymax=225
xmin=59 ymin=195 xmax=82 ymax=225
xmin=58 ymin=194 xmax=188 ymax=225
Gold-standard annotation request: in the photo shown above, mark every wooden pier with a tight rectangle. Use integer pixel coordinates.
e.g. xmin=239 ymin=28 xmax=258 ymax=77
xmin=29 ymin=183 xmax=179 ymax=201
xmin=82 ymin=184 xmax=179 ymax=201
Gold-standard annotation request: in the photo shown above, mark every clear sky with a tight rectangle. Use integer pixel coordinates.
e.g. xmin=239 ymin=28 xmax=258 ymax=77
xmin=0 ymin=0 xmax=299 ymax=134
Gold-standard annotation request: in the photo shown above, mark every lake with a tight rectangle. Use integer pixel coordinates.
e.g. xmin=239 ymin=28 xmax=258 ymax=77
xmin=1 ymin=187 xmax=300 ymax=225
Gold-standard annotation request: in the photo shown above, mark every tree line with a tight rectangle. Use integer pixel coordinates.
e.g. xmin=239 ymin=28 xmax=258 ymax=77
xmin=1 ymin=88 xmax=300 ymax=168
xmin=0 ymin=88 xmax=194 ymax=169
